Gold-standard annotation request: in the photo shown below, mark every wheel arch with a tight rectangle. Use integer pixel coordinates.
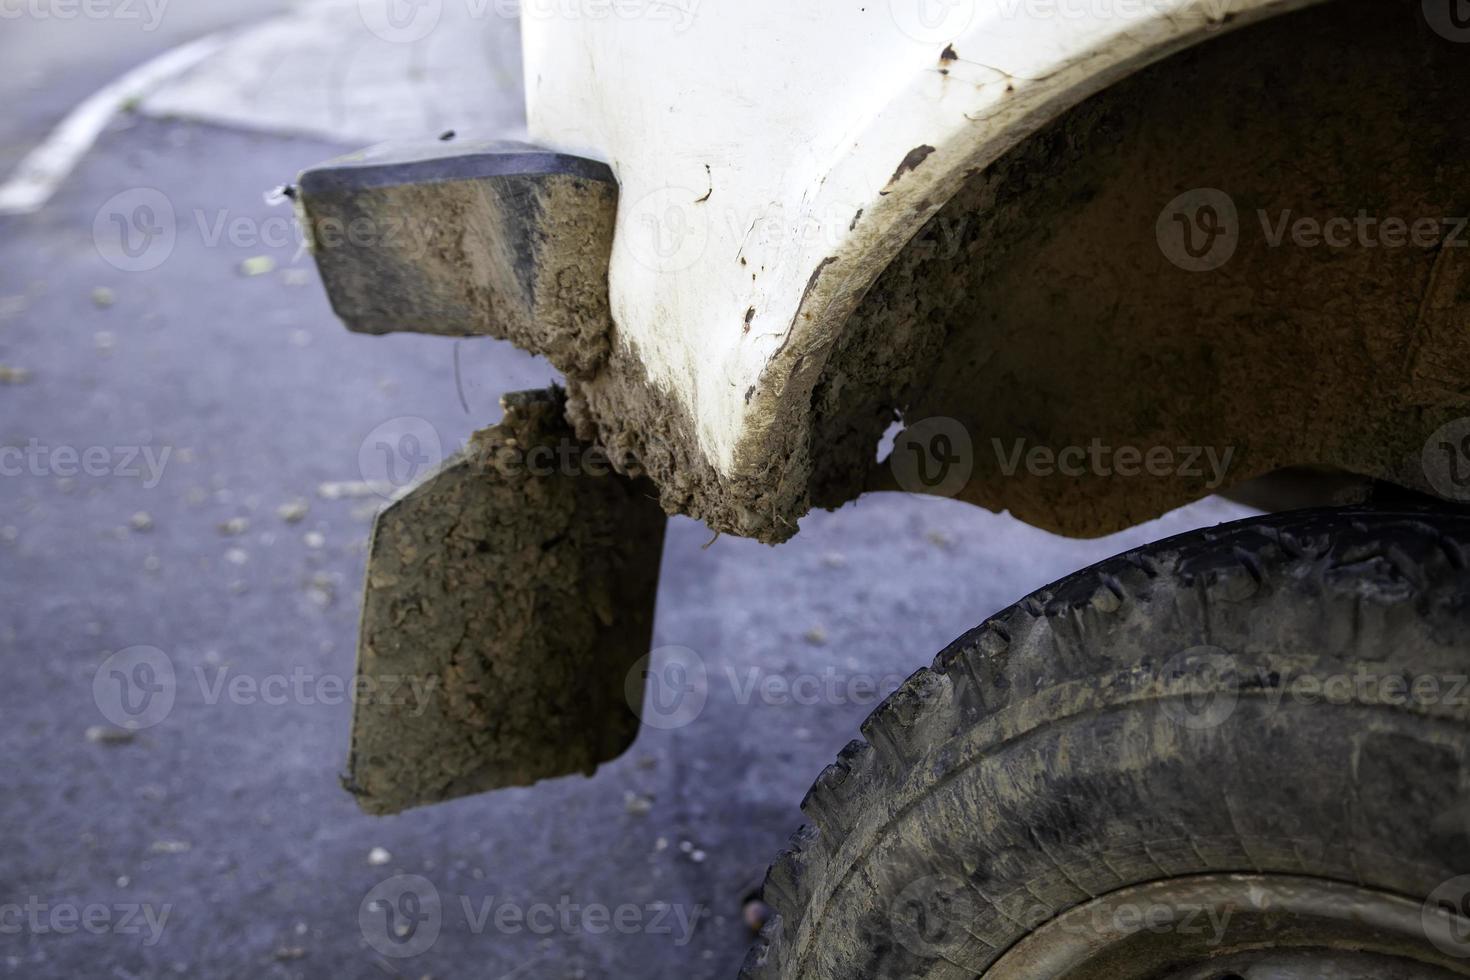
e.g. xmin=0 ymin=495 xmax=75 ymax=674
xmin=787 ymin=0 xmax=1470 ymax=537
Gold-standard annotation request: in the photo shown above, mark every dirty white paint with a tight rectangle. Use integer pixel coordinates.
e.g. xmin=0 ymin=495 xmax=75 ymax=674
xmin=523 ymin=0 xmax=1322 ymax=477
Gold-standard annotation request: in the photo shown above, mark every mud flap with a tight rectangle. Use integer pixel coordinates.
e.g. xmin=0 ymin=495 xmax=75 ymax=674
xmin=344 ymin=388 xmax=666 ymax=814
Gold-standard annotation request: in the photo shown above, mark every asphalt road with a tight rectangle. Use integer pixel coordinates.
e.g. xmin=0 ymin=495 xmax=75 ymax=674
xmin=0 ymin=93 xmax=1256 ymax=980
xmin=0 ymin=0 xmax=291 ymax=178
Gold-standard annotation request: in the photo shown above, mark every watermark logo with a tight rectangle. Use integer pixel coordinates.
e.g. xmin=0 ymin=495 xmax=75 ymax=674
xmin=359 ymin=417 xmax=444 ymax=498
xmin=360 ymin=875 xmax=702 ymax=956
xmin=361 ymin=875 xmax=442 ymax=958
xmin=623 ymin=187 xmax=710 ymax=273
xmin=0 ymin=441 xmax=173 ymax=487
xmin=626 ymin=645 xmax=708 ymax=731
xmin=94 ymin=188 xmax=176 ymax=273
xmin=358 ymin=0 xmax=443 ymax=42
xmin=1425 ymin=876 xmax=1470 ymax=957
xmin=992 ymin=438 xmax=1235 ymax=489
xmin=0 ymin=0 xmax=170 ymax=30
xmin=1156 ymin=188 xmax=1238 ymax=272
xmin=890 ymin=874 xmax=984 ymax=960
xmin=890 ymin=417 xmax=974 ymax=497
xmin=1158 ymin=645 xmax=1239 ymax=730
xmin=93 ymin=645 xmax=176 ymax=730
xmin=1423 ymin=0 xmax=1470 ymax=42
xmin=1423 ymin=417 xmax=1470 ymax=502
xmin=890 ymin=0 xmax=975 ymax=44
xmin=0 ymin=898 xmax=171 ymax=946
xmin=625 ymin=647 xmax=905 ymax=730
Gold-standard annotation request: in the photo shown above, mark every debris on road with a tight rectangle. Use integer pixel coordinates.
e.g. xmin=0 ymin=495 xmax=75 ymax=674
xmin=218 ymin=517 xmax=250 ymax=536
xmin=275 ymin=499 xmax=309 ymax=523
xmin=317 ymin=480 xmax=389 ymax=500
xmin=85 ymin=726 xmax=136 ymax=746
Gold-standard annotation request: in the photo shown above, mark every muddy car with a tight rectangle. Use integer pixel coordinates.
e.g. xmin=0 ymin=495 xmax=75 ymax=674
xmin=293 ymin=0 xmax=1470 ymax=975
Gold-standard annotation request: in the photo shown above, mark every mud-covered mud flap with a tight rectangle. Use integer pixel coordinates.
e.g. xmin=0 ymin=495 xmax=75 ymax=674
xmin=345 ymin=389 xmax=667 ymax=815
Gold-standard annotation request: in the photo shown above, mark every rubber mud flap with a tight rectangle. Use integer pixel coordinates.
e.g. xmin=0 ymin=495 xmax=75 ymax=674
xmin=344 ymin=388 xmax=667 ymax=814
xmin=296 ymin=140 xmax=617 ymax=379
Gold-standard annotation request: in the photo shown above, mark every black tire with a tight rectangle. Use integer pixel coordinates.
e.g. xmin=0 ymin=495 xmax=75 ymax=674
xmin=741 ymin=508 xmax=1470 ymax=979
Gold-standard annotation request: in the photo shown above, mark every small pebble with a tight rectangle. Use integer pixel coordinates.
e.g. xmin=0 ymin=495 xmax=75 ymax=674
xmin=224 ymin=548 xmax=249 ymax=565
xmin=303 ymin=531 xmax=325 ymax=549
xmin=276 ymin=500 xmax=309 ymax=523
xmin=318 ymin=481 xmax=384 ymax=500
xmin=240 ymin=256 xmax=276 ymax=277
xmin=129 ymin=511 xmax=154 ymax=532
xmin=743 ymin=899 xmax=772 ymax=934
xmin=803 ymin=627 xmax=828 ymax=646
xmin=91 ymin=286 xmax=115 ymax=308
xmin=85 ymin=725 xmax=136 ymax=746
xmin=0 ymin=364 xmax=33 ymax=384
xmin=368 ymin=846 xmax=392 ymax=866
xmin=218 ymin=517 xmax=250 ymax=536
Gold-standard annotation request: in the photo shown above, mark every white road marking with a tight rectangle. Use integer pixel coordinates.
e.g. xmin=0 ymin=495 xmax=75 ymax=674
xmin=0 ymin=34 xmax=226 ymax=216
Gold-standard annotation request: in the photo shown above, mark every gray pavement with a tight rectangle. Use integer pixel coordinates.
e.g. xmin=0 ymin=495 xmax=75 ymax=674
xmin=0 ymin=0 xmax=292 ymax=178
xmin=0 ymin=57 xmax=1256 ymax=980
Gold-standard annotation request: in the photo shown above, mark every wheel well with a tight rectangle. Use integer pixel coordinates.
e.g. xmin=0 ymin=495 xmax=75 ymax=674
xmin=806 ymin=0 xmax=1470 ymax=536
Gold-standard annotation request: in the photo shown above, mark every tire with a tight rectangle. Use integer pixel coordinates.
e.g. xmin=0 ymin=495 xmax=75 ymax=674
xmin=741 ymin=508 xmax=1470 ymax=979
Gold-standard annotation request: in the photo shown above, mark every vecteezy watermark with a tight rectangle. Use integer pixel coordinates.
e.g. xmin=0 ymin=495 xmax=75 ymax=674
xmin=359 ymin=875 xmax=704 ymax=958
xmin=92 ymin=646 xmax=439 ymax=730
xmin=93 ymin=646 xmax=176 ymax=731
xmin=620 ymin=192 xmax=969 ymax=277
xmin=0 ymin=0 xmax=168 ymax=30
xmin=92 ymin=187 xmax=442 ymax=274
xmin=1157 ymin=648 xmax=1470 ymax=731
xmin=624 ymin=646 xmax=905 ymax=730
xmin=1155 ymin=188 xmax=1239 ymax=272
xmin=359 ymin=417 xmax=445 ymax=498
xmin=0 ymin=898 xmax=171 ymax=947
xmin=1423 ymin=876 xmax=1470 ymax=958
xmin=889 ymin=417 xmax=975 ymax=497
xmin=1422 ymin=0 xmax=1470 ymax=42
xmin=357 ymin=0 xmax=698 ymax=44
xmin=94 ymin=188 xmax=177 ymax=273
xmin=1423 ymin=417 xmax=1470 ymax=502
xmin=622 ymin=186 xmax=711 ymax=274
xmin=890 ymin=0 xmax=975 ymax=43
xmin=1157 ymin=188 xmax=1469 ymax=271
xmin=890 ymin=872 xmax=1234 ymax=962
xmin=993 ymin=438 xmax=1236 ymax=489
xmin=0 ymin=440 xmax=172 ymax=488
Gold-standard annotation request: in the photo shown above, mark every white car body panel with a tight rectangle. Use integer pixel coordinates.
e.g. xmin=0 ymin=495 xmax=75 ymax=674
xmin=522 ymin=0 xmax=1318 ymax=478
